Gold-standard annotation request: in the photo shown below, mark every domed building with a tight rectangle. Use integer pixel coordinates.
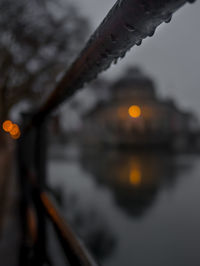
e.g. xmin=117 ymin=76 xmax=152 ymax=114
xmin=81 ymin=67 xmax=198 ymax=149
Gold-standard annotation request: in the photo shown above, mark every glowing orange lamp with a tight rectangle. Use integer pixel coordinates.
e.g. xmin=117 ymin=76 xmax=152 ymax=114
xmin=2 ymin=120 xmax=13 ymax=132
xmin=128 ymin=105 xmax=141 ymax=118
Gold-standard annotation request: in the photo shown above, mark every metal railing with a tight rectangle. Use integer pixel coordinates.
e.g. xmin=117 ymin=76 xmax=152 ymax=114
xmin=17 ymin=0 xmax=194 ymax=265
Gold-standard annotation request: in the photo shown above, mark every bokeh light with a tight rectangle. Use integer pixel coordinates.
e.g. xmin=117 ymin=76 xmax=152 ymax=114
xmin=10 ymin=124 xmax=19 ymax=136
xmin=128 ymin=105 xmax=141 ymax=118
xmin=11 ymin=130 xmax=21 ymax=140
xmin=10 ymin=124 xmax=20 ymax=139
xmin=2 ymin=120 xmax=13 ymax=132
xmin=2 ymin=120 xmax=21 ymax=139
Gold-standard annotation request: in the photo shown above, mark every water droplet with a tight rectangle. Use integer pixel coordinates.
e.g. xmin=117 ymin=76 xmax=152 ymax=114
xmin=102 ymin=61 xmax=112 ymax=71
xmin=135 ymin=39 xmax=142 ymax=46
xmin=113 ymin=58 xmax=118 ymax=64
xmin=124 ymin=23 xmax=135 ymax=32
xmin=120 ymin=51 xmax=126 ymax=59
xmin=165 ymin=14 xmax=172 ymax=23
xmin=148 ymin=29 xmax=155 ymax=37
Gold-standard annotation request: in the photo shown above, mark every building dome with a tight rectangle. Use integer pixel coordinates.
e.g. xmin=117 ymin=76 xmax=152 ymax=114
xmin=111 ymin=67 xmax=156 ymax=101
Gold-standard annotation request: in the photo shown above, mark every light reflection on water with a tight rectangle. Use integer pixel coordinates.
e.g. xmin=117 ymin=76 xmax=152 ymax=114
xmin=48 ymin=148 xmax=200 ymax=266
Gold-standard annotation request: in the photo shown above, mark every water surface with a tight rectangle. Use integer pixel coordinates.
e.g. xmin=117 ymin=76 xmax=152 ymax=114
xmin=48 ymin=148 xmax=200 ymax=266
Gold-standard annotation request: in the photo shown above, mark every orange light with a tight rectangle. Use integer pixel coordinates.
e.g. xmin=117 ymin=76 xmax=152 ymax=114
xmin=11 ymin=130 xmax=21 ymax=140
xmin=9 ymin=124 xmax=21 ymax=139
xmin=10 ymin=124 xmax=20 ymax=136
xmin=128 ymin=105 xmax=141 ymax=118
xmin=130 ymin=169 xmax=141 ymax=186
xmin=2 ymin=120 xmax=13 ymax=132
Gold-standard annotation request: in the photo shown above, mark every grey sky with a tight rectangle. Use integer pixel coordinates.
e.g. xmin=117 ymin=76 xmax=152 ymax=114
xmin=70 ymin=0 xmax=200 ymax=116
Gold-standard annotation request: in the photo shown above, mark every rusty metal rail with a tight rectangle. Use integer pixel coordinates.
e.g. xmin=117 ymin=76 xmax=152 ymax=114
xmin=18 ymin=0 xmax=196 ymax=265
xmin=40 ymin=191 xmax=98 ymax=266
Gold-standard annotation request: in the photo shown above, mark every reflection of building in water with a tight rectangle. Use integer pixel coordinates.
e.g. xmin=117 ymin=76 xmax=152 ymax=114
xmin=81 ymin=68 xmax=199 ymax=150
xmin=64 ymin=195 xmax=116 ymax=261
xmin=80 ymin=151 xmax=192 ymax=217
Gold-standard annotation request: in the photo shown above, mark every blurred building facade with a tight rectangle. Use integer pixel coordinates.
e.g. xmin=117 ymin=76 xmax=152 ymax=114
xmin=80 ymin=68 xmax=200 ymax=150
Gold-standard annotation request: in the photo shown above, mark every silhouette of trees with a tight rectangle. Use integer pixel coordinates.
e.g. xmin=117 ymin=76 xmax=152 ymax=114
xmin=0 ymin=0 xmax=89 ymax=122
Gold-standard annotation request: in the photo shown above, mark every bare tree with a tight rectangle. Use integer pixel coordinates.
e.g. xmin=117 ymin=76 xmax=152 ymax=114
xmin=0 ymin=0 xmax=89 ymax=122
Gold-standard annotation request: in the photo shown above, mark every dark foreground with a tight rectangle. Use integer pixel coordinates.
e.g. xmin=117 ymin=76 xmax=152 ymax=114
xmin=1 ymin=146 xmax=200 ymax=266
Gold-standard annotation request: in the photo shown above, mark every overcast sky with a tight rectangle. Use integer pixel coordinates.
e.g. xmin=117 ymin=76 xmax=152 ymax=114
xmin=69 ymin=0 xmax=200 ymax=116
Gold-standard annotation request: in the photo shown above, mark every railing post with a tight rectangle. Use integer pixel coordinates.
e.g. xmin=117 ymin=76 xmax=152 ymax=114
xmin=32 ymin=118 xmax=49 ymax=265
xmin=17 ymin=112 xmax=50 ymax=265
xmin=17 ymin=112 xmax=36 ymax=265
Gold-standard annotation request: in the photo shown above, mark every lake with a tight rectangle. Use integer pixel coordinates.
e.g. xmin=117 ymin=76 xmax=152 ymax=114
xmin=48 ymin=147 xmax=200 ymax=266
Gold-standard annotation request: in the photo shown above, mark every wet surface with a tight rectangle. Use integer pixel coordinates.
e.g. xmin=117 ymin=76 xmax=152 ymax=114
xmin=48 ymin=147 xmax=200 ymax=266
